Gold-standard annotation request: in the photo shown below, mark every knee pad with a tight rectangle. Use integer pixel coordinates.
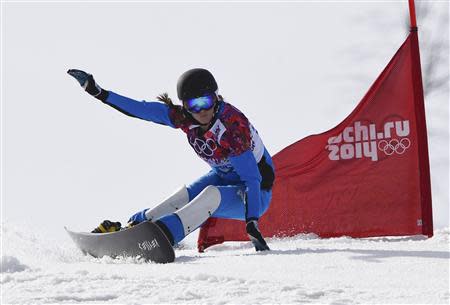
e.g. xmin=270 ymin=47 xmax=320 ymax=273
xmin=145 ymin=185 xmax=190 ymax=221
xmin=174 ymin=185 xmax=221 ymax=235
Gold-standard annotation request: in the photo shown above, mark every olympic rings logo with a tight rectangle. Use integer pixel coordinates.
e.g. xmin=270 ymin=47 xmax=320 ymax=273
xmin=378 ymin=138 xmax=411 ymax=155
xmin=190 ymin=137 xmax=218 ymax=157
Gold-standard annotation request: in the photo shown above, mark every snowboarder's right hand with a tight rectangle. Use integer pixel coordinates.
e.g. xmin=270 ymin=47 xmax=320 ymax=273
xmin=246 ymin=220 xmax=270 ymax=251
xmin=67 ymin=69 xmax=108 ymax=101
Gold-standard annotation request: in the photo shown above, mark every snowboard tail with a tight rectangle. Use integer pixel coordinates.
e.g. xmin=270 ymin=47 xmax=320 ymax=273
xmin=66 ymin=221 xmax=175 ymax=263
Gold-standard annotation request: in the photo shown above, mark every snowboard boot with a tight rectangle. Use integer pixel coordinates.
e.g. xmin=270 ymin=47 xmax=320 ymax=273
xmin=246 ymin=220 xmax=270 ymax=251
xmin=154 ymin=220 xmax=175 ymax=246
xmin=91 ymin=220 xmax=122 ymax=233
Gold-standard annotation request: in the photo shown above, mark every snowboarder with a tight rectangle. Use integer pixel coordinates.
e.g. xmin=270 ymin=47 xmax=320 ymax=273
xmin=68 ymin=68 xmax=275 ymax=251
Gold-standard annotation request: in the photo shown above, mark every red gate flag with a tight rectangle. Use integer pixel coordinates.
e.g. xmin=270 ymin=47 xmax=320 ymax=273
xmin=197 ymin=29 xmax=433 ymax=252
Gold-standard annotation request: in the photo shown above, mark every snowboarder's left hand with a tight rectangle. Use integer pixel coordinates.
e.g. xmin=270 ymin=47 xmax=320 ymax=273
xmin=67 ymin=69 xmax=108 ymax=101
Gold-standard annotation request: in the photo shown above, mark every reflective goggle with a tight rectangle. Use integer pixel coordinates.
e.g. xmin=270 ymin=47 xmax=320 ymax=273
xmin=185 ymin=94 xmax=215 ymax=113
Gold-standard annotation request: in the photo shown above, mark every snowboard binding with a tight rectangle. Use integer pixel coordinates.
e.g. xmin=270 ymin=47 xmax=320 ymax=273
xmin=91 ymin=220 xmax=122 ymax=233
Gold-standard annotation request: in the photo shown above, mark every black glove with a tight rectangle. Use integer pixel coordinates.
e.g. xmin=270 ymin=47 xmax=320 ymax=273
xmin=246 ymin=220 xmax=270 ymax=251
xmin=67 ymin=69 xmax=108 ymax=101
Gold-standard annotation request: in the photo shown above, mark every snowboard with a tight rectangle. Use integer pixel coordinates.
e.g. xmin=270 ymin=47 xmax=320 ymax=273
xmin=65 ymin=221 xmax=175 ymax=263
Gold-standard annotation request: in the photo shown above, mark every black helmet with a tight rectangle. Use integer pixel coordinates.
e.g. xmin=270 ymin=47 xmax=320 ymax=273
xmin=177 ymin=68 xmax=218 ymax=101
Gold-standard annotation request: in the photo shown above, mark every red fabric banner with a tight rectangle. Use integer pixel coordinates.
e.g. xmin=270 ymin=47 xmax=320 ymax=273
xmin=198 ymin=32 xmax=433 ymax=252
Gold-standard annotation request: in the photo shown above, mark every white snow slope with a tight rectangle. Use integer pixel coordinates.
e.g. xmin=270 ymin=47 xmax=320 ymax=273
xmin=1 ymin=223 xmax=449 ymax=304
xmin=1 ymin=2 xmax=449 ymax=305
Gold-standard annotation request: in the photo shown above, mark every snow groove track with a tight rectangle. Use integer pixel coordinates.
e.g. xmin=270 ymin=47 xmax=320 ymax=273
xmin=1 ymin=223 xmax=449 ymax=304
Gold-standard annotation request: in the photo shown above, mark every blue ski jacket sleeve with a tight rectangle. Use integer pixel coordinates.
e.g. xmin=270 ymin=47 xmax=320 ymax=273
xmin=228 ymin=150 xmax=263 ymax=221
xmin=103 ymin=91 xmax=176 ymax=128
